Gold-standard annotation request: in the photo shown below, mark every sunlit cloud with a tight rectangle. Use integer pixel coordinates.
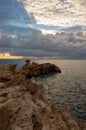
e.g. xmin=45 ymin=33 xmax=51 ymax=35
xmin=69 ymin=0 xmax=86 ymax=9
xmin=39 ymin=29 xmax=56 ymax=35
xmin=0 ymin=52 xmax=23 ymax=59
xmin=21 ymin=0 xmax=86 ymax=27
xmin=0 ymin=0 xmax=86 ymax=59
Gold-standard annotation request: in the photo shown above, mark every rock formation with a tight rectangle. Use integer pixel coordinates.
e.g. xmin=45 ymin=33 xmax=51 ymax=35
xmin=0 ymin=60 xmax=86 ymax=130
xmin=17 ymin=60 xmax=61 ymax=78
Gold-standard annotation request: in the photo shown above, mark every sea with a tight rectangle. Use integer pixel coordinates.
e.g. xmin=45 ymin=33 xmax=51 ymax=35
xmin=0 ymin=59 xmax=86 ymax=120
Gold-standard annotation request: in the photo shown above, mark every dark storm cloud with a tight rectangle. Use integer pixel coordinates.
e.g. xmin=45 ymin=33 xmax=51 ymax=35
xmin=0 ymin=35 xmax=12 ymax=47
xmin=8 ymin=48 xmax=61 ymax=57
xmin=0 ymin=30 xmax=86 ymax=59
xmin=0 ymin=0 xmax=86 ymax=59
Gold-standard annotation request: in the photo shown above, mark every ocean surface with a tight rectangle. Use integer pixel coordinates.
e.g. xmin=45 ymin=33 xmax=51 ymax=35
xmin=0 ymin=59 xmax=86 ymax=120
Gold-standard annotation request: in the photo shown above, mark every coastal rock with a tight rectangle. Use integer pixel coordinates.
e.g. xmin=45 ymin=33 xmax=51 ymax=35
xmin=0 ymin=100 xmax=11 ymax=130
xmin=0 ymin=64 xmax=16 ymax=82
xmin=25 ymin=80 xmax=42 ymax=96
xmin=17 ymin=60 xmax=61 ymax=78
xmin=0 ymin=62 xmax=85 ymax=130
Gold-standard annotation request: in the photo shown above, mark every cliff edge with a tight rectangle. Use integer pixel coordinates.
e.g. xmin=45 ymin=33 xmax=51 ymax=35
xmin=0 ymin=60 xmax=86 ymax=130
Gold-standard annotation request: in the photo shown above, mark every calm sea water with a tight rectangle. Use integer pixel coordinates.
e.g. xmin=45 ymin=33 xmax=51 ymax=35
xmin=0 ymin=59 xmax=86 ymax=120
xmin=36 ymin=60 xmax=86 ymax=120
xmin=0 ymin=59 xmax=26 ymax=69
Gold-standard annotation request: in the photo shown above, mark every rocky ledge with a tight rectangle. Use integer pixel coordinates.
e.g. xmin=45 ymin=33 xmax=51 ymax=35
xmin=17 ymin=59 xmax=61 ymax=78
xmin=0 ymin=60 xmax=86 ymax=130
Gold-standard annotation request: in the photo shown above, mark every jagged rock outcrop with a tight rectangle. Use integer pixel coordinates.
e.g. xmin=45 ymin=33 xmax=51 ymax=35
xmin=0 ymin=62 xmax=86 ymax=130
xmin=17 ymin=60 xmax=61 ymax=78
xmin=0 ymin=64 xmax=16 ymax=82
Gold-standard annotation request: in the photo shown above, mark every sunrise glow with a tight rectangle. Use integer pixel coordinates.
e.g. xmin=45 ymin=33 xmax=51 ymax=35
xmin=0 ymin=52 xmax=23 ymax=59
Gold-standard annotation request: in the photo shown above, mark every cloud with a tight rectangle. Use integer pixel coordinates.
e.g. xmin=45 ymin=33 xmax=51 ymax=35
xmin=0 ymin=30 xmax=86 ymax=59
xmin=0 ymin=0 xmax=86 ymax=33
xmin=70 ymin=0 xmax=86 ymax=9
xmin=21 ymin=0 xmax=86 ymax=27
xmin=0 ymin=52 xmax=23 ymax=59
xmin=0 ymin=0 xmax=86 ymax=59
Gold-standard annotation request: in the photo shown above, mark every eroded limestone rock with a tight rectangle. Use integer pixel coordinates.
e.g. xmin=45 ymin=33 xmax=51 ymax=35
xmin=0 ymin=62 xmax=85 ymax=130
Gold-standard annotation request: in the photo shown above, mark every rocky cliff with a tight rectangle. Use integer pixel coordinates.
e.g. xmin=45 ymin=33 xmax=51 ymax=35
xmin=0 ymin=61 xmax=86 ymax=130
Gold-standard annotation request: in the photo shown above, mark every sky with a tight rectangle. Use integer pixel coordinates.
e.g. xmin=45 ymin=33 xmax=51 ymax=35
xmin=0 ymin=0 xmax=86 ymax=59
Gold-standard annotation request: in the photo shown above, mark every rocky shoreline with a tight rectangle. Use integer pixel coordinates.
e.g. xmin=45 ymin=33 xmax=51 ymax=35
xmin=0 ymin=60 xmax=86 ymax=130
xmin=17 ymin=59 xmax=61 ymax=78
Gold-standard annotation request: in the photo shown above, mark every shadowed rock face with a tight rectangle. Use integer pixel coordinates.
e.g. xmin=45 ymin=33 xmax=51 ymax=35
xmin=17 ymin=60 xmax=61 ymax=78
xmin=0 ymin=61 xmax=86 ymax=130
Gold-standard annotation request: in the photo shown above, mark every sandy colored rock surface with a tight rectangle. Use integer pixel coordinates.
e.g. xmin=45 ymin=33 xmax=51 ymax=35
xmin=0 ymin=62 xmax=85 ymax=130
